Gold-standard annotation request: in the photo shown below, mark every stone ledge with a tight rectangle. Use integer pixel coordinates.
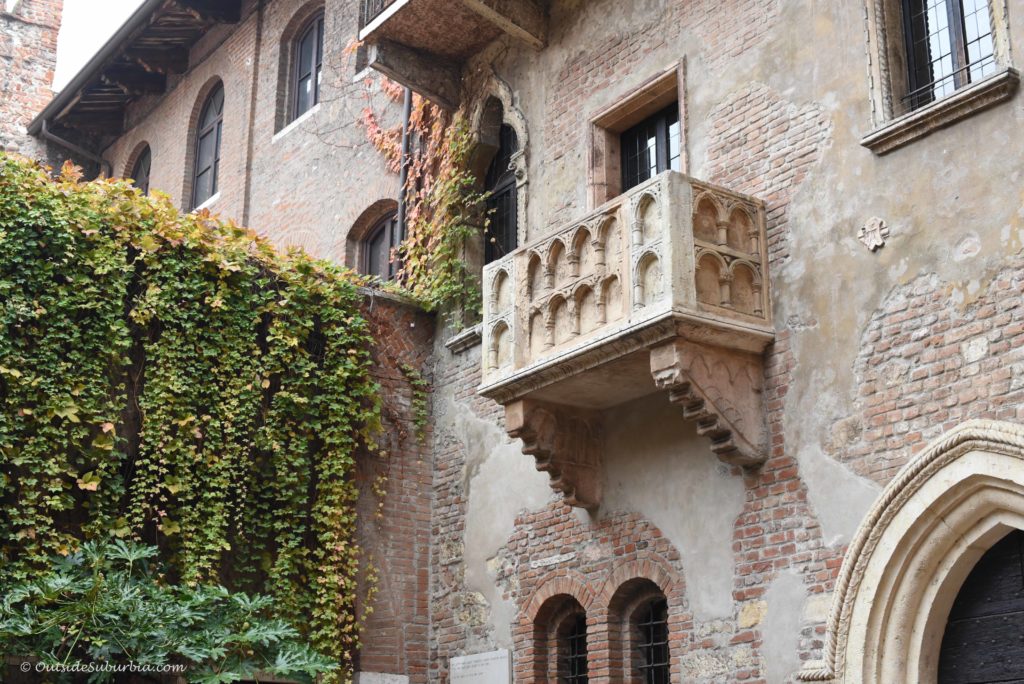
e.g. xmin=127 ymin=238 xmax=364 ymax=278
xmin=862 ymin=68 xmax=1019 ymax=155
xmin=445 ymin=323 xmax=482 ymax=353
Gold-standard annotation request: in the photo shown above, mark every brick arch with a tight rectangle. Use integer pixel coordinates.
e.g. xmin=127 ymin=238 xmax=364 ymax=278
xmin=122 ymin=139 xmax=151 ymax=180
xmin=273 ymin=0 xmax=326 ymax=132
xmin=595 ymin=557 xmax=685 ymax=684
xmin=512 ymin=571 xmax=594 ymax=683
xmin=522 ymin=570 xmax=595 ymax=623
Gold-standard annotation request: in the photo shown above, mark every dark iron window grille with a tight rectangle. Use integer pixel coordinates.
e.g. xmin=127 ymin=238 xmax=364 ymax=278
xmin=901 ymin=0 xmax=996 ymax=113
xmin=191 ymin=84 xmax=224 ymax=209
xmin=637 ymin=598 xmax=670 ymax=684
xmin=620 ymin=102 xmax=681 ymax=193
xmin=361 ymin=0 xmax=396 ymax=27
xmin=560 ymin=612 xmax=589 ymax=684
xmin=292 ymin=13 xmax=324 ymax=122
xmin=132 ymin=145 xmax=151 ymax=195
xmin=485 ymin=124 xmax=519 ymax=265
xmin=364 ymin=212 xmax=399 ymax=281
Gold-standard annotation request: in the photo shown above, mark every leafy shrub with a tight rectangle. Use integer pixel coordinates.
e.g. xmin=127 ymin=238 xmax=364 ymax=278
xmin=0 ymin=540 xmax=335 ymax=683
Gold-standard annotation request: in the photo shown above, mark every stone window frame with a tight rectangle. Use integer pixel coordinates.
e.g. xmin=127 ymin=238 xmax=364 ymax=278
xmin=860 ymin=0 xmax=1018 ymax=154
xmin=274 ymin=1 xmax=327 ymax=133
xmin=588 ymin=62 xmax=688 ymax=209
xmin=798 ymin=419 xmax=1024 ymax=683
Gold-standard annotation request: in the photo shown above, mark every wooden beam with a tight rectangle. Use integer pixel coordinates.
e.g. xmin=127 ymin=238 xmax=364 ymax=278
xmin=100 ymin=65 xmax=167 ymax=96
xmin=460 ymin=0 xmax=546 ymax=49
xmin=173 ymin=0 xmax=241 ymax=23
xmin=124 ymin=47 xmax=190 ymax=74
xmin=368 ymin=40 xmax=461 ymax=111
xmin=59 ymin=112 xmax=125 ymax=135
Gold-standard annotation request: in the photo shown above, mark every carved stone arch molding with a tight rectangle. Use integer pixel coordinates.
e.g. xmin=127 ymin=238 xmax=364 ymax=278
xmin=468 ymin=69 xmax=530 ymax=247
xmin=799 ymin=419 xmax=1024 ymax=683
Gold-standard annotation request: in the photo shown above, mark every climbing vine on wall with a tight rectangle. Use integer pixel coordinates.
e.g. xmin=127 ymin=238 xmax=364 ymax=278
xmin=0 ymin=155 xmax=381 ymax=679
xmin=359 ymin=76 xmax=487 ymax=323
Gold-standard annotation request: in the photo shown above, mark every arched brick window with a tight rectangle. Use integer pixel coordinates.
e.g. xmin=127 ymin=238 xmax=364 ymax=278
xmin=125 ymin=142 xmax=151 ymax=195
xmin=191 ymin=83 xmax=223 ymax=209
xmin=528 ymin=594 xmax=589 ymax=681
xmin=363 ymin=211 xmax=398 ymax=280
xmin=608 ymin=578 xmax=672 ymax=683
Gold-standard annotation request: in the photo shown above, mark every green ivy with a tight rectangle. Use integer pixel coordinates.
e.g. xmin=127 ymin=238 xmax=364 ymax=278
xmin=0 ymin=155 xmax=381 ymax=679
xmin=399 ymin=364 xmax=429 ymax=445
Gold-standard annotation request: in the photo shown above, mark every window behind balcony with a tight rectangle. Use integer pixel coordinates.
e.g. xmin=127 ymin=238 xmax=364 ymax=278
xmin=484 ymin=124 xmax=519 ymax=264
xmin=620 ymin=103 xmax=681 ymax=193
xmin=901 ymin=0 xmax=996 ymax=112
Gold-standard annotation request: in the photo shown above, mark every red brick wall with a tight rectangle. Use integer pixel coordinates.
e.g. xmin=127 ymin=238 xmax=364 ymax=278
xmin=0 ymin=0 xmax=62 ymax=158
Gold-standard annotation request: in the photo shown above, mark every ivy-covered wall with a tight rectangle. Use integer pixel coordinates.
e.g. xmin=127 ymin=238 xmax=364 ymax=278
xmin=0 ymin=155 xmax=434 ymax=677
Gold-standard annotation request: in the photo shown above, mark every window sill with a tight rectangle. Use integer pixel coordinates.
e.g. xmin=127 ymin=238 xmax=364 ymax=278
xmin=862 ymin=68 xmax=1019 ymax=155
xmin=272 ymin=103 xmax=320 ymax=143
xmin=192 ymin=192 xmax=220 ymax=212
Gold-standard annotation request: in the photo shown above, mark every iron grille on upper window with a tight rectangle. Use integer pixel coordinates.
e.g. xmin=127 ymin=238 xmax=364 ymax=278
xmin=637 ymin=598 xmax=670 ymax=684
xmin=559 ymin=612 xmax=588 ymax=684
xmin=364 ymin=212 xmax=398 ymax=280
xmin=485 ymin=124 xmax=519 ymax=265
xmin=191 ymin=84 xmax=224 ymax=209
xmin=292 ymin=14 xmax=324 ymax=122
xmin=361 ymin=0 xmax=395 ymax=27
xmin=620 ymin=103 xmax=681 ymax=193
xmin=131 ymin=145 xmax=151 ymax=195
xmin=901 ymin=0 xmax=996 ymax=112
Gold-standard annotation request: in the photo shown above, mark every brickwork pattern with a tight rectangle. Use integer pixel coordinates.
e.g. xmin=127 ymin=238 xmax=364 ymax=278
xmin=0 ymin=0 xmax=62 ymax=158
xmin=834 ymin=263 xmax=1024 ymax=484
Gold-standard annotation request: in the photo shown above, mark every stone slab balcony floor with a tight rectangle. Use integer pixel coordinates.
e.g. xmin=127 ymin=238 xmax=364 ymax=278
xmin=479 ymin=171 xmax=775 ymax=508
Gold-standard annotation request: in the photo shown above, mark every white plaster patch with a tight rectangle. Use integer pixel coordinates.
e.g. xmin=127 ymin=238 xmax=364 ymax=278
xmin=802 ymin=592 xmax=832 ymax=623
xmin=446 ymin=388 xmax=550 ymax=648
xmin=962 ymin=335 xmax=989 ymax=364
xmin=762 ymin=570 xmax=806 ymax=684
xmin=603 ymin=395 xmax=744 ymax=620
xmin=799 ymin=443 xmax=879 ymax=545
xmin=954 ymin=232 xmax=981 ymax=261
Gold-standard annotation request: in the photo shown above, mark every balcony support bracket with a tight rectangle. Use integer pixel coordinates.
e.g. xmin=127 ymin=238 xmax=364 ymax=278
xmin=650 ymin=338 xmax=768 ymax=467
xmin=505 ymin=399 xmax=604 ymax=510
xmin=368 ymin=40 xmax=461 ymax=111
xmin=461 ymin=0 xmax=547 ymax=49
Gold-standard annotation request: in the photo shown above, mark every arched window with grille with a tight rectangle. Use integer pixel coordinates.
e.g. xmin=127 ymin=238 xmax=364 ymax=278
xmin=559 ymin=611 xmax=589 ymax=683
xmin=635 ymin=597 xmax=670 ymax=684
xmin=291 ymin=12 xmax=323 ymax=122
xmin=130 ymin=144 xmax=151 ymax=195
xmin=191 ymin=83 xmax=224 ymax=209
xmin=484 ymin=123 xmax=518 ymax=264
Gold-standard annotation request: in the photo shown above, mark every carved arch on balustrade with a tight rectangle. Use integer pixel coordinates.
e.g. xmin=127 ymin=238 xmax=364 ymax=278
xmin=693 ymin=192 xmax=727 ymax=244
xmin=728 ymin=259 xmax=763 ymax=317
xmin=727 ymin=205 xmax=756 ymax=253
xmin=695 ymin=249 xmax=729 ymax=308
xmin=631 ymin=190 xmax=662 ymax=247
xmin=798 ymin=420 xmax=1024 ymax=684
xmin=634 ymin=249 xmax=664 ymax=308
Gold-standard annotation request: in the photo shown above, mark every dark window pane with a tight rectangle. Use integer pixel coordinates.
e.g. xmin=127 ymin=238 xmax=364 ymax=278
xmin=485 ymin=124 xmax=519 ymax=264
xmin=364 ymin=213 xmax=398 ymax=280
xmin=292 ymin=15 xmax=324 ymax=121
xmin=621 ymin=102 xmax=680 ymax=192
xmin=559 ymin=612 xmax=588 ymax=684
xmin=637 ymin=598 xmax=670 ymax=684
xmin=132 ymin=145 xmax=151 ymax=195
xmin=192 ymin=84 xmax=223 ymax=208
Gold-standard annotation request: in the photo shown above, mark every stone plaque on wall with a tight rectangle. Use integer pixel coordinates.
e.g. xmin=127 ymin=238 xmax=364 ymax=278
xmin=450 ymin=649 xmax=511 ymax=684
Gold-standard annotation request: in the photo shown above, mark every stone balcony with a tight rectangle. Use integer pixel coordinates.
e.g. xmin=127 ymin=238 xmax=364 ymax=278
xmin=479 ymin=171 xmax=774 ymax=508
xmin=359 ymin=0 xmax=547 ymax=109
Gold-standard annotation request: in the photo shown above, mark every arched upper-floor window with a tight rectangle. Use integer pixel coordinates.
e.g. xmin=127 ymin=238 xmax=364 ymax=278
xmin=191 ymin=83 xmax=224 ymax=209
xmin=128 ymin=143 xmax=151 ymax=195
xmin=364 ymin=212 xmax=399 ymax=281
xmin=291 ymin=12 xmax=324 ymax=122
xmin=484 ymin=123 xmax=519 ymax=264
